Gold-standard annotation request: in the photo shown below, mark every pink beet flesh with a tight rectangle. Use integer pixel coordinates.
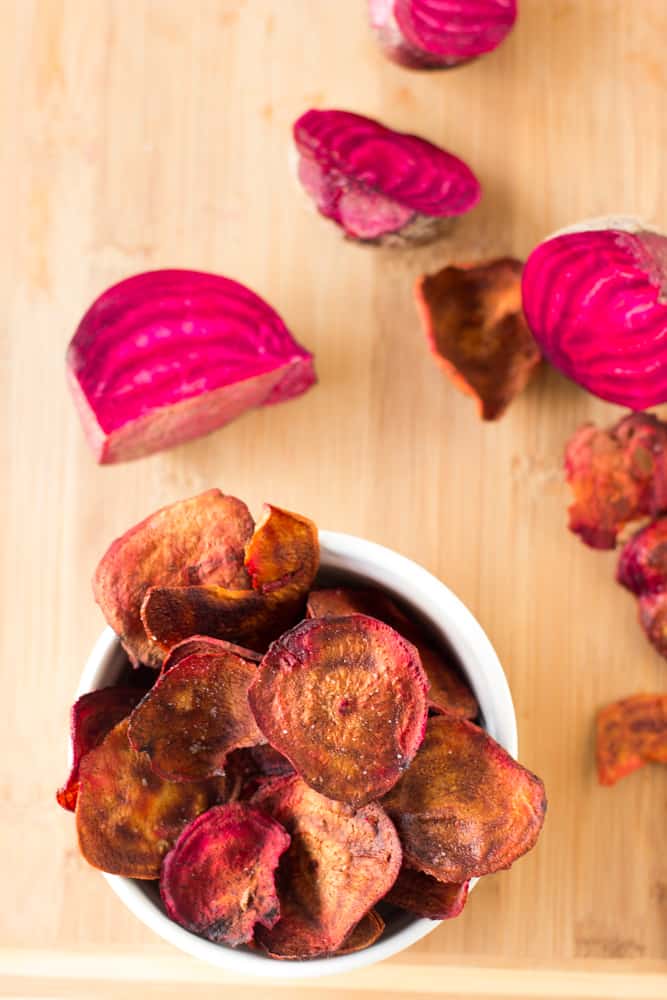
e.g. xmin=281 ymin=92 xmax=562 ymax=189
xmin=293 ymin=109 xmax=480 ymax=243
xmin=66 ymin=270 xmax=316 ymax=463
xmin=522 ymin=229 xmax=667 ymax=409
xmin=369 ymin=0 xmax=517 ymax=69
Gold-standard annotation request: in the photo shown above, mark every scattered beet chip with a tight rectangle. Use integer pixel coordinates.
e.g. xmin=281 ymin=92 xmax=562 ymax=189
xmin=415 ymin=258 xmax=541 ymax=421
xmin=57 ymin=686 xmax=143 ymax=812
xmin=141 ymin=505 xmax=319 ymax=655
xmin=382 ymin=715 xmax=546 ymax=882
xmin=335 ymin=910 xmax=385 ymax=955
xmin=249 ymin=615 xmax=429 ymax=806
xmin=160 ymin=803 xmax=290 ymax=946
xmin=596 ymin=694 xmax=667 ymax=786
xmin=76 ymin=719 xmax=216 ymax=878
xmin=252 ymin=776 xmax=401 ymax=958
xmin=565 ymin=414 xmax=667 ymax=550
xmin=384 ymin=867 xmax=469 ymax=920
xmin=617 ymin=518 xmax=667 ymax=659
xmin=92 ymin=490 xmax=254 ymax=667
xmin=307 ymin=588 xmax=478 ymax=719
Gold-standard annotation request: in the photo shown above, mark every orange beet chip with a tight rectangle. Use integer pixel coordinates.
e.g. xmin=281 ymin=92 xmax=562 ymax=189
xmin=128 ymin=645 xmax=264 ymax=782
xmin=141 ymin=505 xmax=319 ymax=654
xmin=252 ymin=776 xmax=401 ymax=958
xmin=76 ymin=718 xmax=218 ymax=878
xmin=415 ymin=258 xmax=540 ymax=420
xmin=249 ymin=615 xmax=429 ymax=806
xmin=161 ymin=635 xmax=261 ymax=676
xmin=93 ymin=490 xmax=254 ymax=667
xmin=596 ymin=694 xmax=667 ymax=786
xmin=307 ymin=587 xmax=478 ymax=719
xmin=385 ymin=867 xmax=469 ymax=920
xmin=160 ymin=803 xmax=290 ymax=946
xmin=382 ymin=715 xmax=546 ymax=882
xmin=335 ymin=910 xmax=385 ymax=955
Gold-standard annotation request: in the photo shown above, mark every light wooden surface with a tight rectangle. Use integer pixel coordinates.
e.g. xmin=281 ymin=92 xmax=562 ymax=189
xmin=1 ymin=1 xmax=666 ymax=997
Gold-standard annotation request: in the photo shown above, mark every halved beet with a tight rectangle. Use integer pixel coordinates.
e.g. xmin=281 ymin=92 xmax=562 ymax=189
xmin=369 ymin=0 xmax=518 ymax=70
xmin=522 ymin=222 xmax=667 ymax=408
xmin=67 ymin=269 xmax=316 ymax=464
xmin=93 ymin=490 xmax=254 ymax=668
xmin=306 ymin=587 xmax=477 ymax=718
xmin=335 ymin=910 xmax=385 ymax=955
xmin=142 ymin=505 xmax=319 ymax=654
xmin=127 ymin=646 xmax=264 ymax=781
xmin=415 ymin=258 xmax=541 ymax=420
xmin=596 ymin=694 xmax=667 ymax=786
xmin=382 ymin=715 xmax=546 ymax=882
xmin=248 ymin=615 xmax=429 ymax=806
xmin=251 ymin=776 xmax=401 ymax=959
xmin=159 ymin=803 xmax=290 ymax=947
xmin=293 ymin=110 xmax=480 ymax=245
xmin=384 ymin=867 xmax=469 ymax=919
xmin=617 ymin=518 xmax=667 ymax=658
xmin=56 ymin=687 xmax=144 ymax=812
xmin=160 ymin=635 xmax=262 ymax=677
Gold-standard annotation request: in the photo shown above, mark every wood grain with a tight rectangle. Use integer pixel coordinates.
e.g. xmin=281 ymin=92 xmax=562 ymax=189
xmin=1 ymin=1 xmax=666 ymax=996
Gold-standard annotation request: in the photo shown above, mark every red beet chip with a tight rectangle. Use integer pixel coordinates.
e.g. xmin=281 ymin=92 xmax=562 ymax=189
xmin=596 ymin=694 xmax=667 ymax=786
xmin=160 ymin=802 xmax=290 ymax=947
xmin=384 ymin=867 xmax=469 ymax=920
xmin=160 ymin=635 xmax=261 ymax=677
xmin=249 ymin=615 xmax=429 ymax=806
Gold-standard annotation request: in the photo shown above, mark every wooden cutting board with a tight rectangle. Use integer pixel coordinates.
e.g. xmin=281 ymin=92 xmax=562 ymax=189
xmin=1 ymin=1 xmax=665 ymax=997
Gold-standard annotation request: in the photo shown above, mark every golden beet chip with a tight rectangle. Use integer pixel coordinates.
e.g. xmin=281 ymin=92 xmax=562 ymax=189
xmin=385 ymin=867 xmax=469 ymax=920
xmin=335 ymin=910 xmax=385 ymax=955
xmin=249 ymin=615 xmax=429 ymax=806
xmin=160 ymin=803 xmax=290 ymax=947
xmin=161 ymin=634 xmax=261 ymax=676
xmin=307 ymin=588 xmax=478 ymax=719
xmin=93 ymin=490 xmax=254 ymax=667
xmin=415 ymin=258 xmax=541 ymax=421
xmin=596 ymin=693 xmax=667 ymax=786
xmin=252 ymin=776 xmax=401 ymax=959
xmin=382 ymin=715 xmax=546 ymax=882
xmin=128 ymin=646 xmax=264 ymax=781
xmin=57 ymin=686 xmax=143 ymax=812
xmin=141 ymin=504 xmax=319 ymax=654
xmin=76 ymin=718 xmax=217 ymax=878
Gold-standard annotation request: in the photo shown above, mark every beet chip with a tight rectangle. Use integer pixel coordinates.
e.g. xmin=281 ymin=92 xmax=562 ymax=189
xmin=161 ymin=635 xmax=261 ymax=676
xmin=128 ymin=645 xmax=264 ymax=781
xmin=225 ymin=745 xmax=296 ymax=801
xmin=93 ymin=490 xmax=254 ymax=667
xmin=307 ymin=587 xmax=478 ymax=719
xmin=252 ymin=776 xmax=401 ymax=958
xmin=385 ymin=867 xmax=469 ymax=920
xmin=415 ymin=258 xmax=541 ymax=420
xmin=596 ymin=694 xmax=667 ymax=786
xmin=382 ymin=716 xmax=546 ymax=882
xmin=76 ymin=719 xmax=217 ymax=878
xmin=141 ymin=505 xmax=319 ymax=654
xmin=565 ymin=414 xmax=667 ymax=549
xmin=335 ymin=910 xmax=385 ymax=955
xmin=160 ymin=803 xmax=290 ymax=946
xmin=57 ymin=686 xmax=143 ymax=812
xmin=249 ymin=616 xmax=429 ymax=806
xmin=617 ymin=518 xmax=667 ymax=659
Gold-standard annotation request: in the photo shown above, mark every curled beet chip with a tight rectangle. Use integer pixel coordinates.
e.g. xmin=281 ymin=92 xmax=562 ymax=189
xmin=160 ymin=635 xmax=261 ymax=676
xmin=382 ymin=716 xmax=546 ymax=882
xmin=66 ymin=269 xmax=315 ymax=464
xmin=617 ymin=518 xmax=667 ymax=658
xmin=159 ymin=803 xmax=290 ymax=946
xmin=141 ymin=505 xmax=319 ymax=654
xmin=57 ymin=687 xmax=144 ymax=812
xmin=252 ymin=776 xmax=401 ymax=959
xmin=249 ymin=615 xmax=429 ymax=806
xmin=225 ymin=745 xmax=296 ymax=801
xmin=293 ymin=109 xmax=480 ymax=246
xmin=565 ymin=414 xmax=667 ymax=550
xmin=335 ymin=910 xmax=385 ymax=955
xmin=76 ymin=719 xmax=218 ymax=878
xmin=415 ymin=258 xmax=540 ymax=420
xmin=384 ymin=867 xmax=469 ymax=920
xmin=93 ymin=490 xmax=254 ymax=668
xmin=307 ymin=587 xmax=477 ymax=719
xmin=128 ymin=645 xmax=264 ymax=782
xmin=596 ymin=694 xmax=667 ymax=786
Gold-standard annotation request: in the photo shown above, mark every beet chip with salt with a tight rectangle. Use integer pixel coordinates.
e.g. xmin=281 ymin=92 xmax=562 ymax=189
xmin=596 ymin=694 xmax=667 ymax=786
xmin=128 ymin=642 xmax=264 ymax=782
xmin=385 ymin=867 xmax=469 ymax=920
xmin=252 ymin=776 xmax=401 ymax=958
xmin=249 ymin=615 xmax=429 ymax=806
xmin=160 ymin=803 xmax=290 ymax=947
xmin=382 ymin=716 xmax=546 ymax=882
xmin=335 ymin=910 xmax=385 ymax=955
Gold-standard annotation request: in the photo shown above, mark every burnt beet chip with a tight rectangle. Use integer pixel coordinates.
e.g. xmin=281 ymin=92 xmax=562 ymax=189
xmin=248 ymin=615 xmax=429 ymax=806
xmin=160 ymin=803 xmax=291 ymax=947
xmin=385 ymin=867 xmax=469 ymax=920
